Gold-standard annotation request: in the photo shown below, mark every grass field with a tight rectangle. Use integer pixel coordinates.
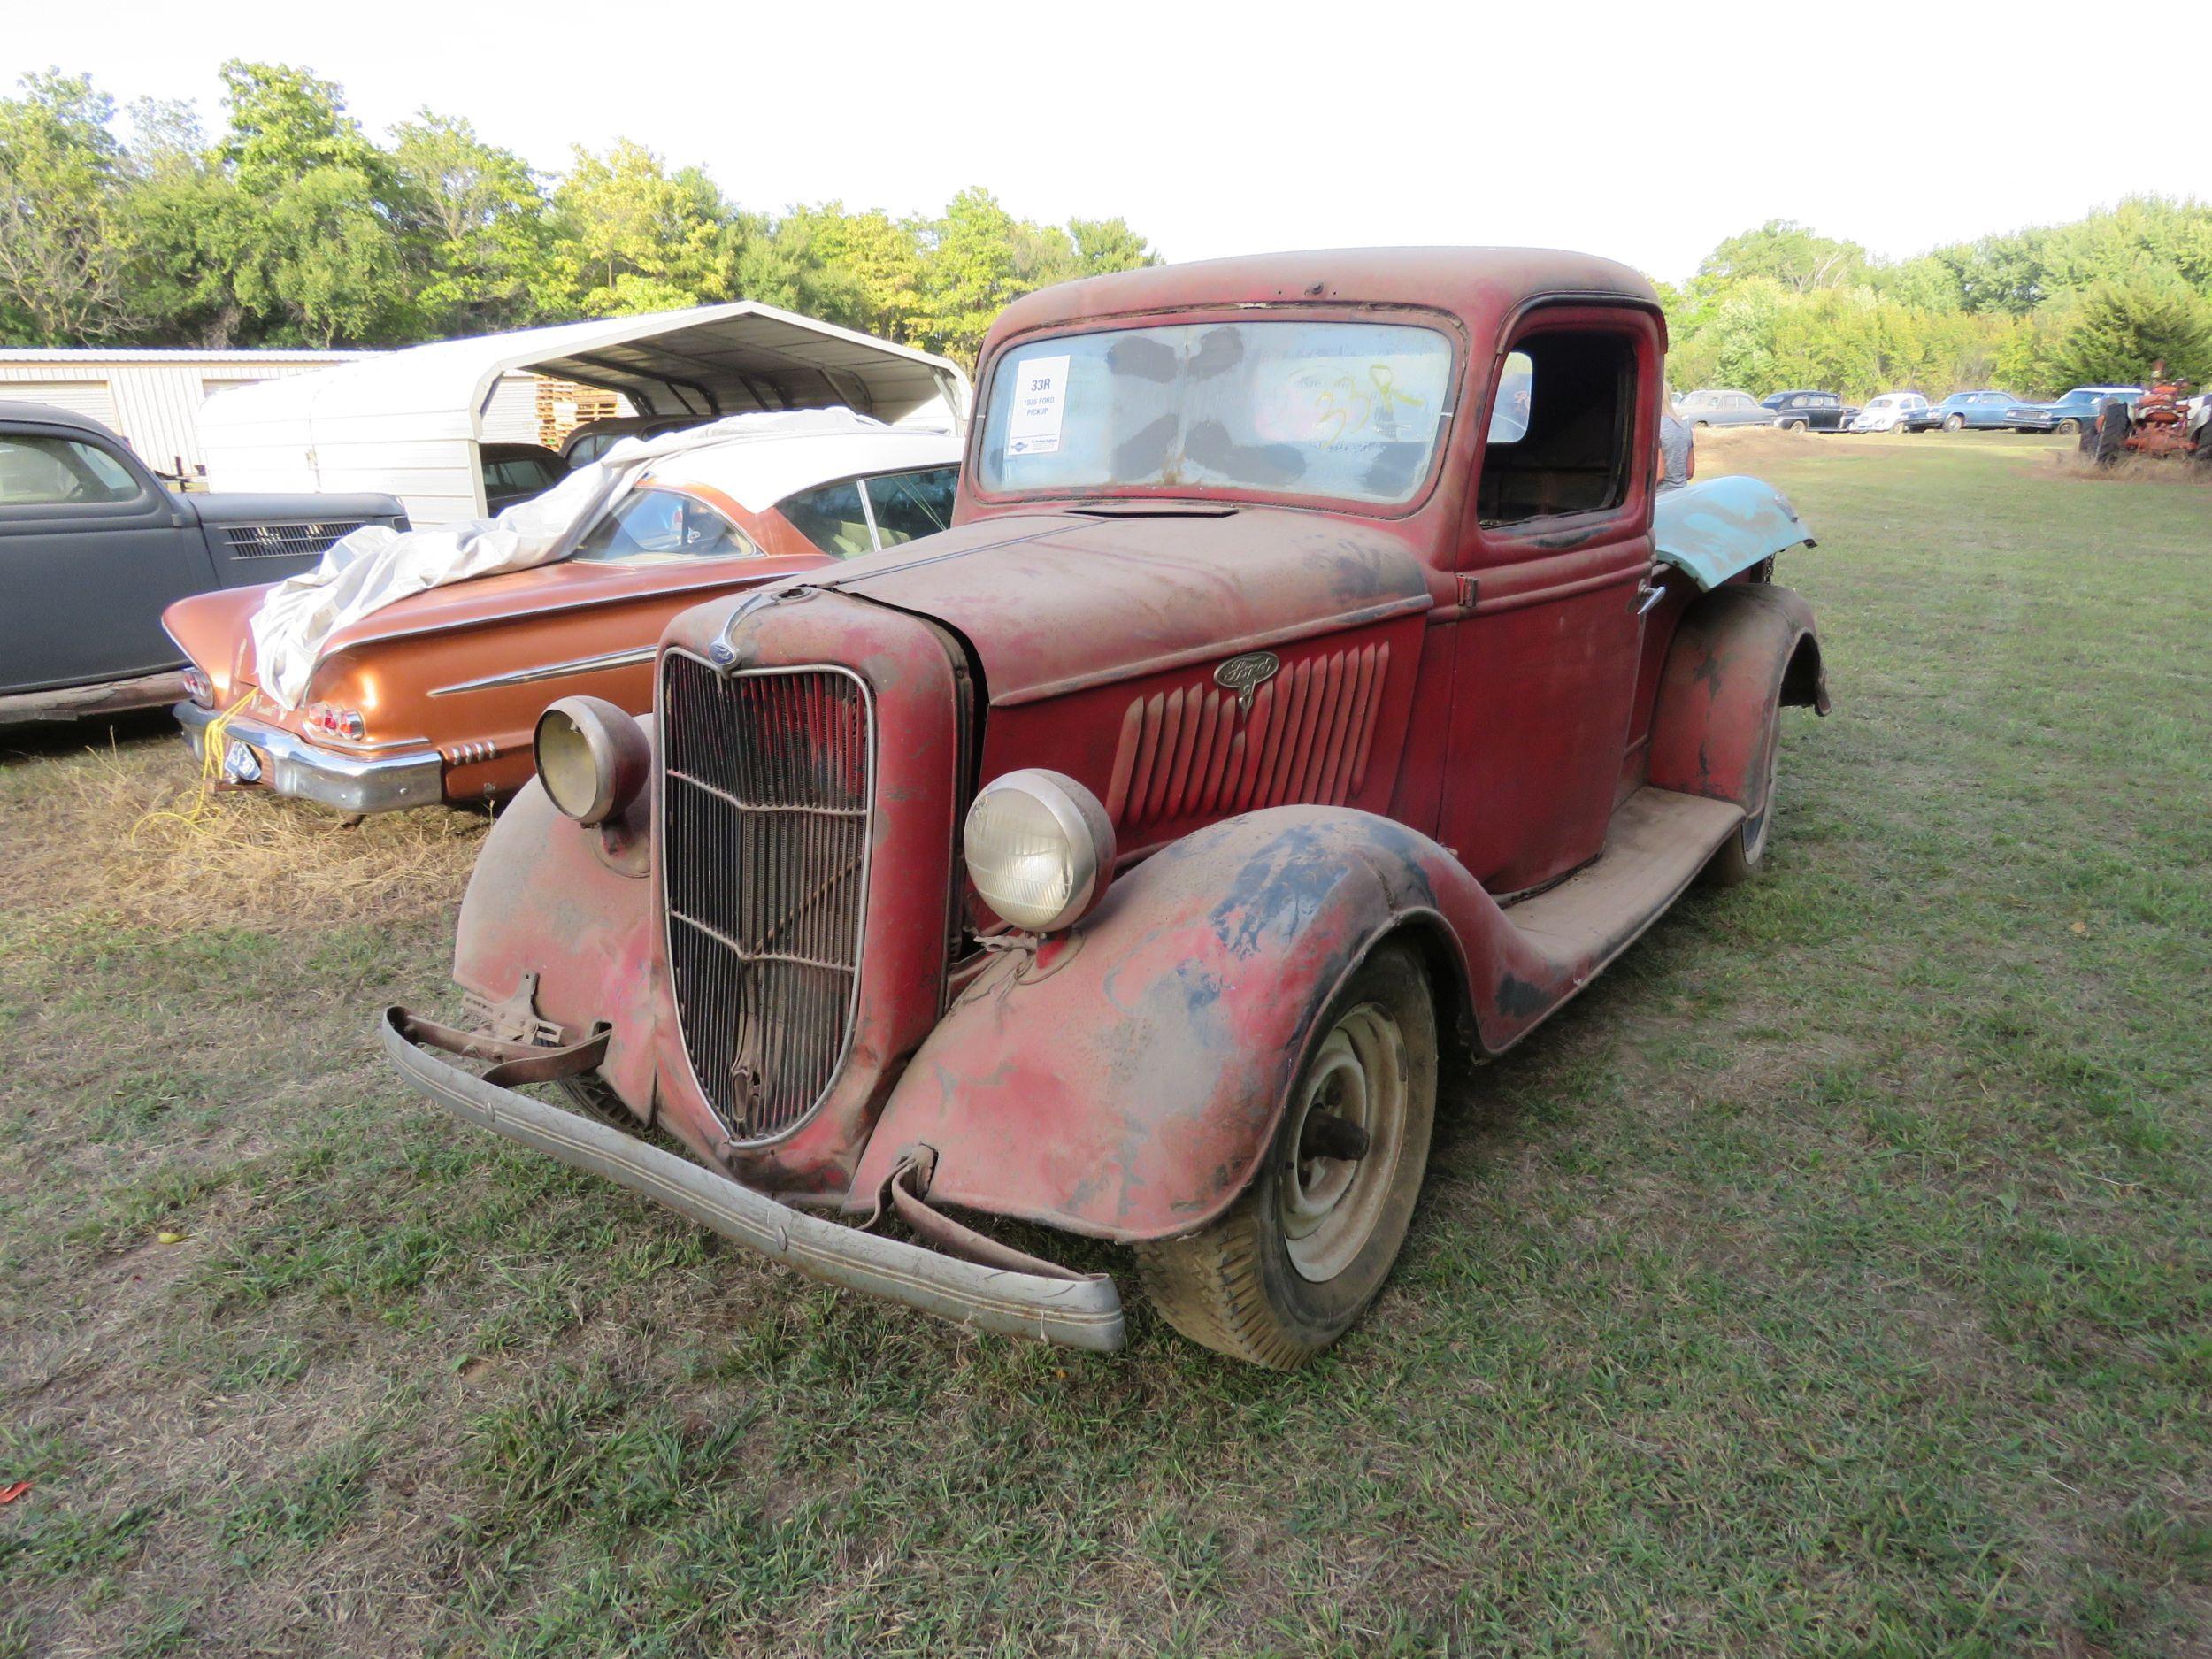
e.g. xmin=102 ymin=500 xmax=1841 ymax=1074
xmin=3 ymin=431 xmax=2208 ymax=1657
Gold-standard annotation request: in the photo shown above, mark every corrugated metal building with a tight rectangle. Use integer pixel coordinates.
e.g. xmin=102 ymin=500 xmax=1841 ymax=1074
xmin=0 ymin=349 xmax=555 ymax=481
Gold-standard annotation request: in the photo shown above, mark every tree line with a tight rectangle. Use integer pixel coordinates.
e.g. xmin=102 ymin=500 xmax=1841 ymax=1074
xmin=5 ymin=65 xmax=2209 ymax=396
xmin=0 ymin=65 xmax=1159 ymax=366
xmin=1660 ymin=205 xmax=2212 ymax=399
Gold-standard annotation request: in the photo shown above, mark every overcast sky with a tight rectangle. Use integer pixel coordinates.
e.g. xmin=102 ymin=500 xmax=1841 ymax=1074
xmin=13 ymin=0 xmax=2208 ymax=283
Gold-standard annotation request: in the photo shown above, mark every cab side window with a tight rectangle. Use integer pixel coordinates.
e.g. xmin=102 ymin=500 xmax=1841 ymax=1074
xmin=0 ymin=434 xmax=145 ymax=507
xmin=1477 ymin=331 xmax=1638 ymax=526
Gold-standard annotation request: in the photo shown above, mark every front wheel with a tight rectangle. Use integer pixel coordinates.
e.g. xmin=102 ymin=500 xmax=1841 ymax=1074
xmin=1701 ymin=699 xmax=1781 ymax=888
xmin=1944 ymin=413 xmax=1967 ymax=431
xmin=2056 ymin=417 xmax=2081 ymax=435
xmin=1137 ymin=941 xmax=1437 ymax=1367
xmin=1783 ymin=418 xmax=1808 ymax=431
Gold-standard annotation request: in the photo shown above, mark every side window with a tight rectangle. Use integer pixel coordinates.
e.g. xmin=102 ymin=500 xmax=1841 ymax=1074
xmin=0 ymin=434 xmax=144 ymax=507
xmin=862 ymin=465 xmax=957 ymax=548
xmin=570 ymin=488 xmax=754 ymax=563
xmin=779 ymin=479 xmax=874 ymax=558
xmin=1477 ymin=331 xmax=1637 ymax=527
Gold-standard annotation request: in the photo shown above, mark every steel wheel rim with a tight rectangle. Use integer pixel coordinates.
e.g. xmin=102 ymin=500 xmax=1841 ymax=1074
xmin=1279 ymin=1002 xmax=1409 ymax=1283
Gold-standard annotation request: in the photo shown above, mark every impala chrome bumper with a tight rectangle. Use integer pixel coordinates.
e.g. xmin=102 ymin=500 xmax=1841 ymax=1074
xmin=176 ymin=703 xmax=445 ymax=813
xmin=378 ymin=1008 xmax=1126 ymax=1353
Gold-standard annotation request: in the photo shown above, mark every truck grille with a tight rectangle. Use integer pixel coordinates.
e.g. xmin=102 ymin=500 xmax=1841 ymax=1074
xmin=221 ymin=521 xmax=366 ymax=559
xmin=660 ymin=652 xmax=872 ymax=1140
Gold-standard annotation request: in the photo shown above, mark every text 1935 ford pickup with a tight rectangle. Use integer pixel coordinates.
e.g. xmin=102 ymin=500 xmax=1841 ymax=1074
xmin=384 ymin=248 xmax=1828 ymax=1366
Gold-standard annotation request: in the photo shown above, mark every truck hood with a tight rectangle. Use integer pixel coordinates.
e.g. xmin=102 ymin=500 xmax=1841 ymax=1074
xmin=775 ymin=507 xmax=1436 ymax=707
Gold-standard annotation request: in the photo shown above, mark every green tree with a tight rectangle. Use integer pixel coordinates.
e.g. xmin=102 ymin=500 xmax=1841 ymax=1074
xmin=0 ymin=71 xmax=139 ymax=343
xmin=388 ymin=113 xmax=549 ymax=336
xmin=1695 ymin=220 xmax=1868 ymax=297
xmin=214 ymin=62 xmax=409 ymax=344
xmin=2039 ymin=280 xmax=2212 ymax=389
xmin=544 ymin=140 xmax=731 ymax=318
xmin=117 ymin=96 xmax=250 ymax=346
xmin=1069 ymin=216 xmax=1159 ymax=276
xmin=910 ymin=187 xmax=1025 ymax=365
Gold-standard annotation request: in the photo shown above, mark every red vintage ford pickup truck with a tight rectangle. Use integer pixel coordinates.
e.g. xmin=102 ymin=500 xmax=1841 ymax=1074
xmin=385 ymin=248 xmax=1826 ymax=1366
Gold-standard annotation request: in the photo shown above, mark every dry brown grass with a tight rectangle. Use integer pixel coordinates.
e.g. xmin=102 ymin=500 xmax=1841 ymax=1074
xmin=0 ymin=726 xmax=485 ymax=936
xmin=2043 ymin=447 xmax=2212 ymax=489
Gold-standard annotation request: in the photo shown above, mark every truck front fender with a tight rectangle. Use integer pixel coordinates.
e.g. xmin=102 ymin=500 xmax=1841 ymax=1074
xmin=853 ymin=808 xmax=1480 ymax=1241
xmin=1647 ymin=582 xmax=1826 ymax=816
xmin=453 ymin=780 xmax=665 ymax=1127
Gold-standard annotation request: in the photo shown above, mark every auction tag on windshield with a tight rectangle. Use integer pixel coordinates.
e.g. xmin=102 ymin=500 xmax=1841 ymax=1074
xmin=1003 ymin=355 xmax=1070 ymax=456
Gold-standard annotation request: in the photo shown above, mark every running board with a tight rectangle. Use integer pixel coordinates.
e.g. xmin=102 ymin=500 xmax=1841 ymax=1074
xmin=1504 ymin=787 xmax=1745 ymax=972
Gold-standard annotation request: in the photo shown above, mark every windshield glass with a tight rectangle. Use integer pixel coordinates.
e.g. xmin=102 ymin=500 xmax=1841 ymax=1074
xmin=977 ymin=319 xmax=1455 ymax=506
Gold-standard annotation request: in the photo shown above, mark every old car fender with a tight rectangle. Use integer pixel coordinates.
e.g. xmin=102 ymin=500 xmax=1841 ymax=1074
xmin=1647 ymin=582 xmax=1827 ymax=814
xmin=850 ymin=808 xmax=1466 ymax=1241
xmin=452 ymin=778 xmax=664 ymax=1120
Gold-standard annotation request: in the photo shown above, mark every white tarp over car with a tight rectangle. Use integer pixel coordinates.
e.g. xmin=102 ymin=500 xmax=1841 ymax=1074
xmin=248 ymin=408 xmax=918 ymax=709
xmin=198 ymin=303 xmax=971 ymax=528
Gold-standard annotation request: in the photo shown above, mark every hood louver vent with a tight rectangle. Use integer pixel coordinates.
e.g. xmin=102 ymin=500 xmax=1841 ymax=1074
xmin=1105 ymin=641 xmax=1390 ymax=834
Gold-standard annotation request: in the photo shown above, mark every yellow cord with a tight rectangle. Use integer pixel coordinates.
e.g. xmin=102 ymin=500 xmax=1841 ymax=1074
xmin=130 ymin=691 xmax=257 ymax=843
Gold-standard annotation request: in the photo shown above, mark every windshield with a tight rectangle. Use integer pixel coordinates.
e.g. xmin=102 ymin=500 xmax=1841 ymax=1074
xmin=977 ymin=319 xmax=1455 ymax=506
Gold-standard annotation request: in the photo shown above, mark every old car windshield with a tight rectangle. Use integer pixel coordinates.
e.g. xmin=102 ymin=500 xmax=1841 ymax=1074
xmin=977 ymin=320 xmax=1455 ymax=506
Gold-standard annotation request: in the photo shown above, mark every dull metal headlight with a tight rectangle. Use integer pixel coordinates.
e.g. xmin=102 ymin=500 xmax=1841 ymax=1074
xmin=534 ymin=695 xmax=649 ymax=826
xmin=963 ymin=770 xmax=1115 ymax=933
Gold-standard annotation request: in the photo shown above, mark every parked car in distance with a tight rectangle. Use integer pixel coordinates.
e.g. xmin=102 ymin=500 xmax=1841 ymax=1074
xmin=1761 ymin=390 xmax=1855 ymax=432
xmin=1848 ymin=392 xmax=1929 ymax=433
xmin=163 ymin=420 xmax=959 ymax=813
xmin=383 ymin=248 xmax=1829 ymax=1368
xmin=1904 ymin=390 xmax=2053 ymax=433
xmin=2037 ymin=386 xmax=2144 ymax=435
xmin=1676 ymin=388 xmax=1770 ymax=427
xmin=559 ymin=416 xmax=712 ymax=469
xmin=480 ymin=443 xmax=567 ymax=513
xmin=0 ymin=401 xmax=407 ymax=725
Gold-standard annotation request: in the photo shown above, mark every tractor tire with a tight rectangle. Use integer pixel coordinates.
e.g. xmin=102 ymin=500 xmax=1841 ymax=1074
xmin=1136 ymin=941 xmax=1437 ymax=1368
xmin=2090 ymin=401 xmax=2130 ymax=465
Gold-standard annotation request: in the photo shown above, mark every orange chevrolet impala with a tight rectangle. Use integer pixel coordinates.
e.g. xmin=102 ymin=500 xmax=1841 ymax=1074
xmin=163 ymin=424 xmax=960 ymax=812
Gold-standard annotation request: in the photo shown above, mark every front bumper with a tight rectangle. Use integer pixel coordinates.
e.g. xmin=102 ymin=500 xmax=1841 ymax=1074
xmin=379 ymin=1008 xmax=1126 ymax=1352
xmin=177 ymin=702 xmax=445 ymax=813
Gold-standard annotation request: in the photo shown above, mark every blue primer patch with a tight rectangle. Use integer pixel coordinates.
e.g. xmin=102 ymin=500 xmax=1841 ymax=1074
xmin=1652 ymin=476 xmax=1816 ymax=590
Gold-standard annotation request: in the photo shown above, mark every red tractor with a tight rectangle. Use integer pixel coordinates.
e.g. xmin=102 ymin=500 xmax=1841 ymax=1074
xmin=2086 ymin=364 xmax=2212 ymax=464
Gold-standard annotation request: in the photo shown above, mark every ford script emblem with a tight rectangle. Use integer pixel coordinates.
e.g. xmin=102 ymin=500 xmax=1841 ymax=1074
xmin=1214 ymin=649 xmax=1280 ymax=712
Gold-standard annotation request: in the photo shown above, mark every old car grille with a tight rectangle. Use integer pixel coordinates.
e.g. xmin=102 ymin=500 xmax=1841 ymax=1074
xmin=1105 ymin=641 xmax=1391 ymax=834
xmin=660 ymin=651 xmax=872 ymax=1140
xmin=222 ymin=521 xmax=367 ymax=559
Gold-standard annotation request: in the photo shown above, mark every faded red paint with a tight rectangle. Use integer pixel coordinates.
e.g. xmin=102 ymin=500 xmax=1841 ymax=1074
xmin=441 ymin=248 xmax=1828 ymax=1248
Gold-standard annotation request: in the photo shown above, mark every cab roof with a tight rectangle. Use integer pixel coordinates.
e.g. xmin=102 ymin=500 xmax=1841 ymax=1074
xmin=985 ymin=247 xmax=1662 ymax=357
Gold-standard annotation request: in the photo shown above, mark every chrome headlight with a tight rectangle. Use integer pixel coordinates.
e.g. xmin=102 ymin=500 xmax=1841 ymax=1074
xmin=964 ymin=770 xmax=1115 ymax=933
xmin=534 ymin=695 xmax=649 ymax=826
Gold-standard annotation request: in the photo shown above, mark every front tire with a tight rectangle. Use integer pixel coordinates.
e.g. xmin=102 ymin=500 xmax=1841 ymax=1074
xmin=1944 ymin=413 xmax=1966 ymax=431
xmin=1137 ymin=941 xmax=1438 ymax=1367
xmin=1701 ymin=699 xmax=1781 ymax=888
xmin=2057 ymin=417 xmax=2081 ymax=435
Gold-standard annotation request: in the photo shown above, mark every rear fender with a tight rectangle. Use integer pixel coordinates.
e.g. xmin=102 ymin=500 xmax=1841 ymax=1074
xmin=1647 ymin=583 xmax=1826 ymax=816
xmin=851 ymin=807 xmax=1588 ymax=1242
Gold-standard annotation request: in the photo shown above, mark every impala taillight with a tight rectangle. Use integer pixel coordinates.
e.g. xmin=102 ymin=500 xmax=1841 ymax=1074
xmin=304 ymin=702 xmax=367 ymax=743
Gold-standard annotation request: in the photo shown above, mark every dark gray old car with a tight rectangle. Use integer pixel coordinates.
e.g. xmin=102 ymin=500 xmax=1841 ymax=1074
xmin=0 ymin=401 xmax=407 ymax=724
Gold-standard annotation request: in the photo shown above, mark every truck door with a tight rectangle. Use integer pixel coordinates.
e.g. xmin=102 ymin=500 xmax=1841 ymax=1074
xmin=1436 ymin=306 xmax=1662 ymax=895
xmin=0 ymin=422 xmax=214 ymax=693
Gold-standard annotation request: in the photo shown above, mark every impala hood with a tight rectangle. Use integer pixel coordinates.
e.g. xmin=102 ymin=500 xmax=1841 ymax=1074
xmin=795 ymin=508 xmax=1435 ymax=706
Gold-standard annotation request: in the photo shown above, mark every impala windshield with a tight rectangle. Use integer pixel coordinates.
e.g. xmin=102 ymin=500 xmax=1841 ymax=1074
xmin=978 ymin=319 xmax=1455 ymax=506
